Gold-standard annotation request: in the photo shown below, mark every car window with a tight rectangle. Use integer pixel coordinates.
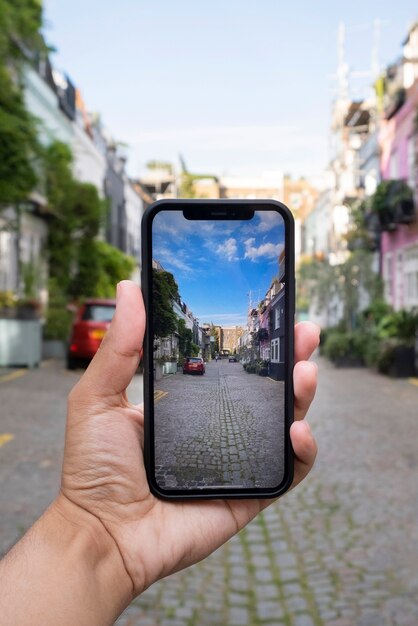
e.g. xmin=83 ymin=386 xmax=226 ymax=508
xmin=187 ymin=358 xmax=201 ymax=363
xmin=82 ymin=305 xmax=116 ymax=322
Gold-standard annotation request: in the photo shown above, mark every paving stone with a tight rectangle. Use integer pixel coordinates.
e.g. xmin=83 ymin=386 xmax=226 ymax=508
xmin=3 ymin=360 xmax=418 ymax=626
xmin=292 ymin=614 xmax=315 ymax=626
xmin=256 ymin=600 xmax=285 ymax=620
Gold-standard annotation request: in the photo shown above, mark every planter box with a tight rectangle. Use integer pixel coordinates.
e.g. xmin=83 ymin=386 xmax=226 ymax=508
xmin=395 ymin=199 xmax=415 ymax=224
xmin=0 ymin=319 xmax=41 ymax=368
xmin=388 ymin=346 xmax=416 ymax=378
xmin=162 ymin=361 xmax=177 ymax=375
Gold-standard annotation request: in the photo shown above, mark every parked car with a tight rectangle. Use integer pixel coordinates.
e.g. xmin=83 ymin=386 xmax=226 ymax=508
xmin=67 ymin=299 xmax=116 ymax=369
xmin=228 ymin=356 xmax=238 ymax=362
xmin=183 ymin=357 xmax=205 ymax=375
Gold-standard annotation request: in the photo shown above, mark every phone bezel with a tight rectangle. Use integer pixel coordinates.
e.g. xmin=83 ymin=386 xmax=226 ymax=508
xmin=141 ymin=199 xmax=294 ymax=500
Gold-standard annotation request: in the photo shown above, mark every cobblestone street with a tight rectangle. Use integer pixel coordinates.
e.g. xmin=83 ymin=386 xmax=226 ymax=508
xmin=154 ymin=360 xmax=285 ymax=490
xmin=1 ymin=358 xmax=418 ymax=625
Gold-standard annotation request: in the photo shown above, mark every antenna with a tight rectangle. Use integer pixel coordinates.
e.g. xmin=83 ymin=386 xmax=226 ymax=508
xmin=337 ymin=21 xmax=349 ymax=102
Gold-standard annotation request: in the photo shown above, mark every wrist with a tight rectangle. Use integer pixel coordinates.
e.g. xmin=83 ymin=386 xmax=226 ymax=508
xmin=49 ymin=493 xmax=134 ymax=620
xmin=0 ymin=494 xmax=134 ymax=626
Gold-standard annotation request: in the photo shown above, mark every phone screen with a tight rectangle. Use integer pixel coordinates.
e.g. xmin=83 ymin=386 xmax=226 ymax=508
xmin=149 ymin=205 xmax=290 ymax=495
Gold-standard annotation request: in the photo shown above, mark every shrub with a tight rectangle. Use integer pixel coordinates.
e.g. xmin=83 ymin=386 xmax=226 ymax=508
xmin=323 ymin=330 xmax=366 ymax=362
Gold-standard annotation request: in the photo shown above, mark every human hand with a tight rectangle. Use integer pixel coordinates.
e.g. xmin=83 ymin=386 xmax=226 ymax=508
xmin=57 ymin=280 xmax=318 ymax=603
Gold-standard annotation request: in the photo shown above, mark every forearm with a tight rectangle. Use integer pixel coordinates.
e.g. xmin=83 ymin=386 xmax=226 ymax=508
xmin=0 ymin=495 xmax=133 ymax=626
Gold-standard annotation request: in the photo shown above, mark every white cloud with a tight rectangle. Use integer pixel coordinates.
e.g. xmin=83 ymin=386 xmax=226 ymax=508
xmin=216 ymin=237 xmax=238 ymax=261
xmin=256 ymin=211 xmax=283 ymax=233
xmin=244 ymin=240 xmax=283 ymax=262
xmin=154 ymin=246 xmax=194 ymax=274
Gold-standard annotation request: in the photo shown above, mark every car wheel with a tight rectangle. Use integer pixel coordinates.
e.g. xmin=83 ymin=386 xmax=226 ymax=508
xmin=67 ymin=354 xmax=78 ymax=370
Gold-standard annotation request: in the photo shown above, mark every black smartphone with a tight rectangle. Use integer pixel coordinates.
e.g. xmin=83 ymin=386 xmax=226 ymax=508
xmin=141 ymin=199 xmax=294 ymax=499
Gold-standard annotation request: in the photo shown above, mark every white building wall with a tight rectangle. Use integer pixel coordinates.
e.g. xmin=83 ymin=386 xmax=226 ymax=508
xmin=72 ymin=124 xmax=107 ymax=194
xmin=23 ymin=65 xmax=73 ymax=145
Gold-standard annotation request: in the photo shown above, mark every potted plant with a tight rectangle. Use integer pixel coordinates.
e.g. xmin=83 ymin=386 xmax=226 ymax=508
xmin=375 ymin=310 xmax=418 ymax=377
xmin=370 ymin=180 xmax=415 ymax=230
xmin=390 ymin=180 xmax=415 ymax=224
xmin=370 ymin=180 xmax=398 ymax=231
xmin=256 ymin=359 xmax=269 ymax=376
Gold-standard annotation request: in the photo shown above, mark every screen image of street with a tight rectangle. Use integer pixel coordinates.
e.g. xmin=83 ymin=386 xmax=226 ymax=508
xmin=152 ymin=210 xmax=286 ymax=490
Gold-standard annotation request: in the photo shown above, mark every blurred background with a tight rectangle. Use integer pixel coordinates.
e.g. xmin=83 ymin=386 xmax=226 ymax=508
xmin=1 ymin=2 xmax=418 ymax=625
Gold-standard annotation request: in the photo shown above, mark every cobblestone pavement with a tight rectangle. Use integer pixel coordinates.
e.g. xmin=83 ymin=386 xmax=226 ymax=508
xmin=154 ymin=361 xmax=285 ymax=490
xmin=1 ymin=359 xmax=418 ymax=625
xmin=117 ymin=358 xmax=418 ymax=626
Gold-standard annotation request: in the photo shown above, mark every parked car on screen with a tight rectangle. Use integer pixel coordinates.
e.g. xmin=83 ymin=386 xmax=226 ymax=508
xmin=183 ymin=357 xmax=205 ymax=375
xmin=67 ymin=299 xmax=116 ymax=369
xmin=228 ymin=356 xmax=238 ymax=362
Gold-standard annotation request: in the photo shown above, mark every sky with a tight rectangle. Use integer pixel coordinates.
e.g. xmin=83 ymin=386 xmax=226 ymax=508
xmin=43 ymin=1 xmax=418 ymax=182
xmin=153 ymin=209 xmax=284 ymax=326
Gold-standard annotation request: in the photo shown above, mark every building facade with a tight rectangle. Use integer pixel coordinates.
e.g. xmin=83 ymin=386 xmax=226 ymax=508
xmin=380 ymin=78 xmax=418 ymax=311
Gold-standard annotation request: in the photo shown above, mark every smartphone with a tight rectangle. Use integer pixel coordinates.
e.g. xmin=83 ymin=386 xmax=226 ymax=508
xmin=141 ymin=199 xmax=294 ymax=499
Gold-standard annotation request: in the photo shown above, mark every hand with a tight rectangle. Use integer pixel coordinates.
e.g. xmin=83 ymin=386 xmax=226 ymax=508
xmin=58 ymin=281 xmax=319 ymax=600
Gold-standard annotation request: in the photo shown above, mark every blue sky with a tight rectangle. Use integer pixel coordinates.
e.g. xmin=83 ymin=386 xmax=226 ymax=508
xmin=153 ymin=210 xmax=284 ymax=326
xmin=43 ymin=1 xmax=417 ymax=180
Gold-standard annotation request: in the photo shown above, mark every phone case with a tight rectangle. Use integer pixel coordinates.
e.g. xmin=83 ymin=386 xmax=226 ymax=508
xmin=141 ymin=199 xmax=294 ymax=500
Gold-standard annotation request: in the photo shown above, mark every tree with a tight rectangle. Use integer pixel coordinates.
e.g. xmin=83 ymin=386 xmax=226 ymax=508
xmin=177 ymin=317 xmax=193 ymax=357
xmin=209 ymin=323 xmax=219 ymax=358
xmin=0 ymin=0 xmax=44 ymax=207
xmin=152 ymin=269 xmax=179 ymax=339
xmin=44 ymin=140 xmax=134 ymax=300
xmin=298 ymin=250 xmax=382 ymax=331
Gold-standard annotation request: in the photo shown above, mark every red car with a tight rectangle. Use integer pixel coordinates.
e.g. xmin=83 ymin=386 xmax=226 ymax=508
xmin=183 ymin=357 xmax=205 ymax=375
xmin=67 ymin=299 xmax=116 ymax=369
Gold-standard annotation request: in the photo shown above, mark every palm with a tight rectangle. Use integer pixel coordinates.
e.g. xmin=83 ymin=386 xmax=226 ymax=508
xmin=60 ymin=282 xmax=318 ymax=595
xmin=61 ymin=398 xmax=264 ymax=592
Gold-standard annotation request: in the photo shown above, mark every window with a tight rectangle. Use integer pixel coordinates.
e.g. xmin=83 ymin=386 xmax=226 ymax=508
xmin=270 ymin=338 xmax=280 ymax=363
xmin=82 ymin=304 xmax=116 ymax=322
xmin=274 ymin=307 xmax=281 ymax=330
xmin=384 ymin=253 xmax=393 ymax=304
xmin=389 ymin=150 xmax=398 ymax=179
xmin=404 ymin=245 xmax=418 ymax=308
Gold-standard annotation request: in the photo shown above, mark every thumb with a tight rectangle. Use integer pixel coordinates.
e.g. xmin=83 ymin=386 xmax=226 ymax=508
xmin=78 ymin=281 xmax=146 ymax=401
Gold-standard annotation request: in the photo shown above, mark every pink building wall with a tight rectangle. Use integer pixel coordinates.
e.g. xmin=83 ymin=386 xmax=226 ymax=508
xmin=379 ymin=79 xmax=418 ymax=309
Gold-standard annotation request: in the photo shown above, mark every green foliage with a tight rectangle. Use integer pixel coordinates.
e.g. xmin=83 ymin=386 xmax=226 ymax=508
xmin=0 ymin=0 xmax=44 ymax=206
xmin=375 ymin=309 xmax=418 ymax=344
xmin=146 ymin=160 xmax=173 ymax=173
xmin=299 ymin=251 xmax=383 ymax=331
xmin=179 ymin=173 xmax=196 ymax=198
xmin=371 ymin=179 xmax=413 ymax=214
xmin=323 ymin=330 xmax=365 ymax=361
xmin=177 ymin=317 xmax=193 ymax=357
xmin=209 ymin=324 xmax=219 ymax=358
xmin=323 ymin=302 xmax=418 ymax=369
xmin=152 ymin=269 xmax=179 ymax=339
xmin=0 ymin=290 xmax=15 ymax=308
xmin=43 ymin=279 xmax=72 ymax=340
xmin=43 ymin=141 xmax=126 ymax=299
xmin=71 ymin=240 xmax=135 ymax=299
